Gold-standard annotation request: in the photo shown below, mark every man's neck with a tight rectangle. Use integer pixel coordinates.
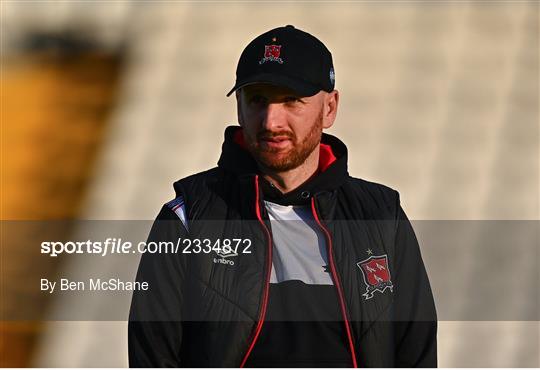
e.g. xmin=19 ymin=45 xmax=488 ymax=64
xmin=260 ymin=147 xmax=320 ymax=194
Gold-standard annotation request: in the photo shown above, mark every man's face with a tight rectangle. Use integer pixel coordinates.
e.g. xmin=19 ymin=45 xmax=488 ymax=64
xmin=237 ymin=84 xmax=338 ymax=172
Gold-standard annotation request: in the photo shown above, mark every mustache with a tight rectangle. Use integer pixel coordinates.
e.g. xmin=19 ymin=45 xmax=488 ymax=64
xmin=256 ymin=130 xmax=295 ymax=141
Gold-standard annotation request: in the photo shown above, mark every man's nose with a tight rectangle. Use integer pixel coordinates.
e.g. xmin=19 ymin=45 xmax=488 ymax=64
xmin=261 ymin=102 xmax=287 ymax=131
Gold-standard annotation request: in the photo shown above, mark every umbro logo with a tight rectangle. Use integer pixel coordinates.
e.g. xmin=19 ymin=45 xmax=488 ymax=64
xmin=216 ymin=251 xmax=238 ymax=258
xmin=213 ymin=250 xmax=237 ymax=266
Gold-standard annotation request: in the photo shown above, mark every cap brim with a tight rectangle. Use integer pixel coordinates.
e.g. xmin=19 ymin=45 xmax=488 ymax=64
xmin=226 ymin=73 xmax=321 ymax=97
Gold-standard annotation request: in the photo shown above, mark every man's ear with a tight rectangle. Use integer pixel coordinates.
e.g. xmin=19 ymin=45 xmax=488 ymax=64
xmin=322 ymin=90 xmax=339 ymax=129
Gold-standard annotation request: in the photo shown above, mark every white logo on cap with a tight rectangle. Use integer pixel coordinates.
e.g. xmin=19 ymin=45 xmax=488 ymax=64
xmin=329 ymin=68 xmax=335 ymax=85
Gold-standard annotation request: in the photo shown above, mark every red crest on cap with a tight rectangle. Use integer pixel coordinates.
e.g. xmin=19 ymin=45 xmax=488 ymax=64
xmin=259 ymin=45 xmax=283 ymax=64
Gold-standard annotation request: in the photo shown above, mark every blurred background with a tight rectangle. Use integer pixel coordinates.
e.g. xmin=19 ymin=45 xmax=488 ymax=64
xmin=1 ymin=1 xmax=538 ymax=367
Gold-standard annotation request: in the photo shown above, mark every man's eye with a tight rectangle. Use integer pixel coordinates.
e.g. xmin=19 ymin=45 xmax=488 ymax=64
xmin=284 ymin=96 xmax=302 ymax=104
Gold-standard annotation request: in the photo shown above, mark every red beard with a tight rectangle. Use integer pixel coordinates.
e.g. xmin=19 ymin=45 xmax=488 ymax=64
xmin=245 ymin=110 xmax=323 ymax=172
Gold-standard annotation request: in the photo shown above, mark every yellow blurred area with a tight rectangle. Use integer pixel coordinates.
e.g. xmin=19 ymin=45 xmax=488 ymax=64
xmin=1 ymin=53 xmax=122 ymax=366
xmin=1 ymin=54 xmax=121 ymax=220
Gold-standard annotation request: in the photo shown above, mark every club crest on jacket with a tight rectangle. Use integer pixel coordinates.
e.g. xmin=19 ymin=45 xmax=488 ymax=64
xmin=357 ymin=255 xmax=393 ymax=300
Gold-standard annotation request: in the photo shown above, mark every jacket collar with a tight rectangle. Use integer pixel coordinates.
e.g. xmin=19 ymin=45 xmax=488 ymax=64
xmin=217 ymin=125 xmax=349 ymax=205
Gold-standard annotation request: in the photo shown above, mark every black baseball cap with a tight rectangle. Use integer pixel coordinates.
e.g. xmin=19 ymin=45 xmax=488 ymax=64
xmin=226 ymin=25 xmax=335 ymax=97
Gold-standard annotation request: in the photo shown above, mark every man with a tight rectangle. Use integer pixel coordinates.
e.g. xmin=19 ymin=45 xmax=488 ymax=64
xmin=129 ymin=25 xmax=437 ymax=367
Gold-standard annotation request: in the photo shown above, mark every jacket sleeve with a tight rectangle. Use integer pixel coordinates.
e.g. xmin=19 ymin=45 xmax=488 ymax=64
xmin=128 ymin=205 xmax=189 ymax=367
xmin=393 ymin=202 xmax=438 ymax=367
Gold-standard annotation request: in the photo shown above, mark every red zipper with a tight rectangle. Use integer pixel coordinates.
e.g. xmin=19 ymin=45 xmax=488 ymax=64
xmin=311 ymin=197 xmax=358 ymax=368
xmin=239 ymin=175 xmax=273 ymax=367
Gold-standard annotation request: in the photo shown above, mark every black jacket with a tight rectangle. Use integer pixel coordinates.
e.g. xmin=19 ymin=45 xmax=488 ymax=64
xmin=128 ymin=126 xmax=437 ymax=367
